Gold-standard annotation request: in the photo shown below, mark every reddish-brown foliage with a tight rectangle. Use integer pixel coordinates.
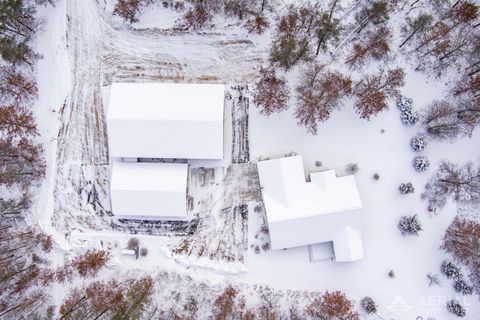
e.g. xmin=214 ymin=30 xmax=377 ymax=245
xmin=38 ymin=269 xmax=56 ymax=287
xmin=306 ymin=291 xmax=360 ymax=320
xmin=183 ymin=5 xmax=212 ymax=30
xmin=345 ymin=44 xmax=368 ymax=69
xmin=253 ymin=68 xmax=290 ymax=116
xmin=212 ymin=286 xmax=238 ymax=320
xmin=72 ymin=249 xmax=110 ymax=277
xmin=245 ymin=15 xmax=270 ymax=34
xmin=415 ymin=21 xmax=451 ymax=57
xmin=453 ymin=74 xmax=480 ymax=97
xmin=42 ymin=235 xmax=53 ymax=253
xmin=0 ymin=105 xmax=38 ymax=138
xmin=354 ymin=68 xmax=405 ymax=119
xmin=13 ymin=265 xmax=39 ymax=293
xmin=452 ymin=1 xmax=479 ymax=26
xmin=113 ymin=0 xmax=144 ymax=23
xmin=295 ymin=65 xmax=352 ymax=134
xmin=60 ymin=276 xmax=154 ymax=319
xmin=278 ymin=6 xmax=312 ymax=36
xmin=0 ymin=137 xmax=45 ymax=187
xmin=442 ymin=216 xmax=480 ymax=268
xmin=346 ymin=26 xmax=391 ymax=68
xmin=0 ymin=67 xmax=37 ymax=105
xmin=55 ymin=265 xmax=74 ymax=283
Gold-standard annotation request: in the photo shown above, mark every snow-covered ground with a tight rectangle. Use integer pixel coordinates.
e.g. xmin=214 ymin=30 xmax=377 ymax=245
xmin=31 ymin=0 xmax=480 ymax=318
xmin=246 ymin=77 xmax=480 ymax=317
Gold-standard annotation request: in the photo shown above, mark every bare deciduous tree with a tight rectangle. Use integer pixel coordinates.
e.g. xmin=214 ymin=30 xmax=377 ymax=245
xmin=421 ymin=100 xmax=464 ymax=141
xmin=423 ymin=161 xmax=480 ymax=213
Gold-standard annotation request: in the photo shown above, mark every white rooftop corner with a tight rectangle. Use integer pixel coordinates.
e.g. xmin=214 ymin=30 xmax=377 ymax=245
xmin=333 ymin=226 xmax=364 ymax=262
xmin=257 ymin=155 xmax=364 ymax=262
xmin=110 ymin=161 xmax=188 ymax=220
xmin=107 ymin=82 xmax=225 ymax=159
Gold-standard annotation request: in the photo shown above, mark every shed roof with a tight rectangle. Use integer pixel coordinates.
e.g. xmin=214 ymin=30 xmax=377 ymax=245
xmin=110 ymin=161 xmax=188 ymax=220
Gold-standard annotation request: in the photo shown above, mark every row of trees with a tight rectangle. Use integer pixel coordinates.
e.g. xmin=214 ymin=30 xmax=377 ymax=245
xmin=0 ymin=0 xmax=57 ymax=318
xmin=252 ymin=0 xmax=480 ymax=138
xmin=114 ymin=0 xmax=271 ymax=34
xmin=60 ymin=276 xmax=154 ymax=319
xmin=57 ymin=276 xmax=362 ymax=320
xmin=254 ymin=64 xmax=405 ymax=134
xmin=399 ymin=0 xmax=479 ymax=78
xmin=252 ymin=0 xmax=410 ymax=134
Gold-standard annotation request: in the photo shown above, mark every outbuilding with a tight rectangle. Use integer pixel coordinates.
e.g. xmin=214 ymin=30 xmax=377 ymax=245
xmin=110 ymin=161 xmax=188 ymax=220
xmin=107 ymin=82 xmax=225 ymax=160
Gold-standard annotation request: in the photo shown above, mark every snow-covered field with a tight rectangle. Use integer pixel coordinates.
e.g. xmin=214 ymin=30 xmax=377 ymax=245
xmin=30 ymin=0 xmax=480 ymax=318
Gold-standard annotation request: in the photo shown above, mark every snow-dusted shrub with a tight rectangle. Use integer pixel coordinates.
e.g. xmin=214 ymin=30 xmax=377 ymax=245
xmin=401 ymin=109 xmax=419 ymax=125
xmin=262 ymin=242 xmax=270 ymax=251
xmin=413 ymin=156 xmax=430 ymax=172
xmin=441 ymin=260 xmax=462 ymax=280
xmin=127 ymin=237 xmax=140 ymax=251
xmin=388 ymin=270 xmax=395 ymax=278
xmin=454 ymin=279 xmax=473 ymax=295
xmin=398 ymin=215 xmax=422 ymax=236
xmin=447 ymin=300 xmax=466 ymax=317
xmin=399 ymin=182 xmax=415 ymax=194
xmin=345 ymin=163 xmax=360 ymax=175
xmin=373 ymin=173 xmax=380 ymax=180
xmin=396 ymin=96 xmax=413 ymax=112
xmin=410 ymin=136 xmax=427 ymax=152
xmin=360 ymin=297 xmax=377 ymax=314
xmin=140 ymin=247 xmax=148 ymax=257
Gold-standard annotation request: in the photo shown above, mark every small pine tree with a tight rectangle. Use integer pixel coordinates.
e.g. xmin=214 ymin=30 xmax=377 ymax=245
xmin=401 ymin=109 xmax=419 ymax=125
xmin=399 ymin=182 xmax=415 ymax=194
xmin=413 ymin=156 xmax=429 ymax=172
xmin=453 ymin=279 xmax=473 ymax=295
xmin=410 ymin=136 xmax=427 ymax=152
xmin=345 ymin=163 xmax=360 ymax=175
xmin=360 ymin=297 xmax=377 ymax=314
xmin=398 ymin=215 xmax=422 ymax=236
xmin=396 ymin=96 xmax=413 ymax=112
xmin=447 ymin=300 xmax=466 ymax=317
xmin=441 ymin=260 xmax=462 ymax=280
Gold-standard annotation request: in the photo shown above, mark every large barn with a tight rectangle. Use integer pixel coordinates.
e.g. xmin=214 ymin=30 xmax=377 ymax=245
xmin=107 ymin=82 xmax=225 ymax=220
xmin=107 ymin=82 xmax=225 ymax=160
xmin=257 ymin=155 xmax=364 ymax=262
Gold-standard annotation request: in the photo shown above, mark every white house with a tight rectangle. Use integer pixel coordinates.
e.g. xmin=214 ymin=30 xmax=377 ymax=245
xmin=107 ymin=82 xmax=225 ymax=160
xmin=110 ymin=161 xmax=188 ymax=220
xmin=256 ymin=155 xmax=364 ymax=262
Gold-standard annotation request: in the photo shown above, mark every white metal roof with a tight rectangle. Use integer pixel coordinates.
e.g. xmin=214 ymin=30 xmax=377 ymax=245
xmin=107 ymin=82 xmax=225 ymax=159
xmin=110 ymin=161 xmax=188 ymax=220
xmin=257 ymin=155 xmax=364 ymax=262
